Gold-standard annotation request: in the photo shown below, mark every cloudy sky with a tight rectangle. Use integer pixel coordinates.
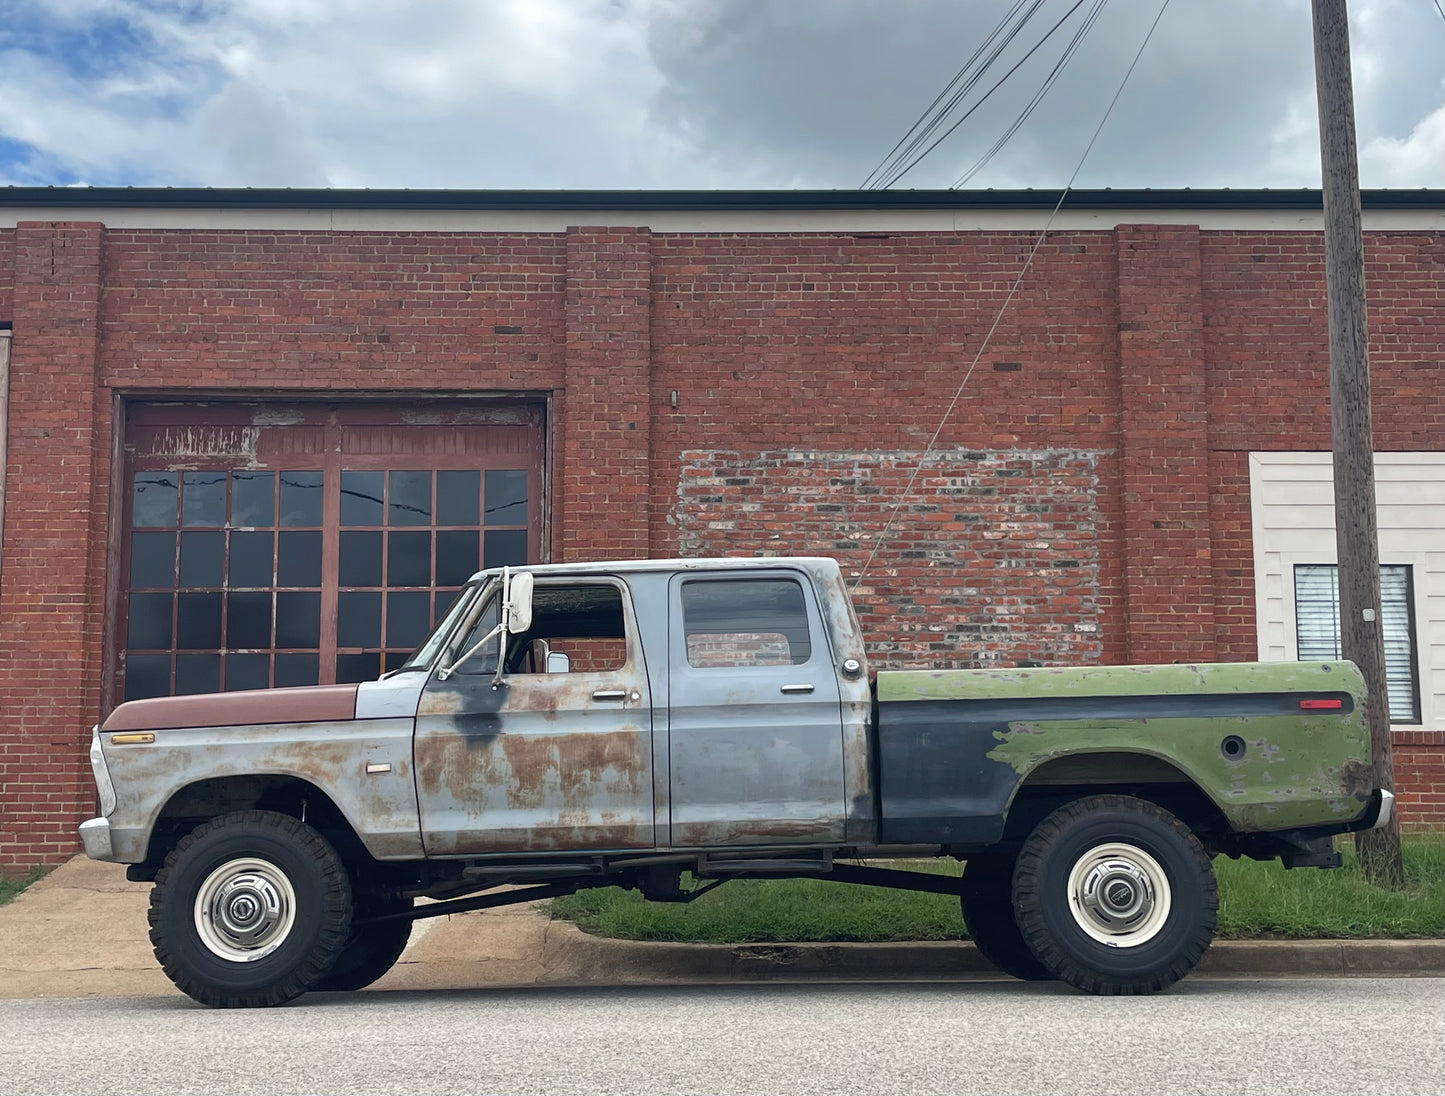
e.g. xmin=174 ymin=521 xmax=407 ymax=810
xmin=0 ymin=0 xmax=1439 ymax=192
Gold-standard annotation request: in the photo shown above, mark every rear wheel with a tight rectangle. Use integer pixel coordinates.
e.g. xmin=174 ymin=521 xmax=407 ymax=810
xmin=149 ymin=810 xmax=352 ymax=1008
xmin=959 ymin=858 xmax=1053 ymax=981
xmin=1013 ymin=795 xmax=1217 ymax=995
xmin=313 ymin=898 xmax=414 ymax=992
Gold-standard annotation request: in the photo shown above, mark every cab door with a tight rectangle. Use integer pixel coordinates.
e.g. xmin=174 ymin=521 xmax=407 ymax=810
xmin=414 ymin=578 xmax=655 ymax=855
xmin=666 ymin=571 xmax=846 ymax=847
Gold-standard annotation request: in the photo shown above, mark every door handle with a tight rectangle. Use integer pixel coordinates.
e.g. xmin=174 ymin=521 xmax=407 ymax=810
xmin=591 ymin=689 xmax=627 ymax=701
xmin=780 ymin=683 xmax=815 ymax=695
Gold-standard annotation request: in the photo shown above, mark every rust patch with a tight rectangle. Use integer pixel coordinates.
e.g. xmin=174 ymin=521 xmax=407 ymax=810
xmin=1339 ymin=759 xmax=1375 ymax=799
xmin=672 ymin=818 xmax=838 ymax=847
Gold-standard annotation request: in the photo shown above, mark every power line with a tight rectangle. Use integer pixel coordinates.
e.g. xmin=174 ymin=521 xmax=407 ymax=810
xmin=867 ymin=0 xmax=1095 ymax=190
xmin=952 ymin=0 xmax=1108 ymax=188
xmin=852 ymin=0 xmax=1173 ymax=590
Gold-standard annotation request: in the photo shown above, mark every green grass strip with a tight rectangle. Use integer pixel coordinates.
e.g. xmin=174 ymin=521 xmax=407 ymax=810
xmin=549 ymin=836 xmax=1444 ymax=943
xmin=0 ymin=866 xmax=52 ymax=909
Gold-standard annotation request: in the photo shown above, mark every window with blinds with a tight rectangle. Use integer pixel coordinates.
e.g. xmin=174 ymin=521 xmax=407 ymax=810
xmin=1293 ymin=564 xmax=1419 ymax=724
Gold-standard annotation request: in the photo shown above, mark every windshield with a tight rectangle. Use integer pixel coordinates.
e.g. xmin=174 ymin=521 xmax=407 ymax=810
xmin=387 ymin=583 xmax=482 ymax=674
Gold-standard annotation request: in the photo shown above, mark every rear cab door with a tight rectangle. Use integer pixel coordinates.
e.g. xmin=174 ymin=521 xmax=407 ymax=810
xmin=665 ymin=569 xmax=847 ymax=847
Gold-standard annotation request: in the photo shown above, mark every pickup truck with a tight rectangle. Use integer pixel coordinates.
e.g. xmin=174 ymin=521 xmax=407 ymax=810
xmin=81 ymin=557 xmax=1393 ymax=1007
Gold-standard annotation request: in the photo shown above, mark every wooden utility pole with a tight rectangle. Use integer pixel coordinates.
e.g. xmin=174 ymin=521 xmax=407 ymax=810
xmin=1310 ymin=0 xmax=1403 ymax=885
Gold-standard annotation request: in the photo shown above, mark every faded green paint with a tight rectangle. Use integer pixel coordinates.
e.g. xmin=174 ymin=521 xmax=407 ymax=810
xmin=877 ymin=661 xmax=1373 ymax=832
xmin=876 ymin=660 xmax=1365 ymax=703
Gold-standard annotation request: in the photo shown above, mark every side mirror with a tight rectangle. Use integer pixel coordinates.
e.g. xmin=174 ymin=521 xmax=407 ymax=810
xmin=507 ymin=572 xmax=534 ymax=634
xmin=546 ymin=651 xmax=571 ymax=674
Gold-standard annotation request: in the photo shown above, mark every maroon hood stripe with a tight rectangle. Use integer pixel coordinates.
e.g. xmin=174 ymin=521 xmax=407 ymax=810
xmin=102 ymin=684 xmax=359 ymax=732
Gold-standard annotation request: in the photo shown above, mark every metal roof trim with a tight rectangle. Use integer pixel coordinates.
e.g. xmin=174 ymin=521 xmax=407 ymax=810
xmin=0 ymin=186 xmax=1439 ymax=212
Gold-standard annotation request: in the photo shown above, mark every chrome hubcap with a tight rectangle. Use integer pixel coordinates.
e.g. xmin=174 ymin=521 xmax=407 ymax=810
xmin=193 ymin=858 xmax=296 ymax=963
xmin=1066 ymin=842 xmax=1171 ymax=947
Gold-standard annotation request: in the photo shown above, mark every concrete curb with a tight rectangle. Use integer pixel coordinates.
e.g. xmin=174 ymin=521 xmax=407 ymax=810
xmin=537 ymin=924 xmax=1445 ymax=984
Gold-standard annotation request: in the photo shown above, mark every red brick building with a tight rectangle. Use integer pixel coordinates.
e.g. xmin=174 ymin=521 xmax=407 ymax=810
xmin=1 ymin=187 xmax=1440 ymax=866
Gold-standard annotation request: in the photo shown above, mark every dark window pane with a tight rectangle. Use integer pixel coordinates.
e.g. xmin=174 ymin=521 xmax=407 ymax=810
xmin=175 ymin=653 xmax=221 ymax=696
xmin=280 ymin=470 xmax=324 ymax=527
xmin=278 ymin=530 xmax=322 ymax=588
xmin=225 ymin=653 xmax=271 ymax=692
xmin=483 ymin=529 xmax=528 ymax=568
xmin=276 ymin=592 xmax=322 ymax=649
xmin=386 ymin=591 xmax=431 ymax=649
xmin=337 ymin=653 xmax=381 ymax=684
xmin=230 ymin=471 xmax=275 ymax=527
xmin=124 ymin=654 xmax=171 ymax=701
xmin=227 ymin=591 xmax=273 ymax=649
xmin=132 ymin=472 xmax=178 ymax=528
xmin=485 ymin=469 xmax=528 ymax=525
xmin=275 ymin=652 xmax=319 ymax=688
xmin=388 ymin=470 xmax=432 ymax=526
xmin=434 ymin=588 xmax=462 ymax=626
xmin=229 ymin=531 xmax=274 ymax=587
xmin=341 ymin=470 xmax=384 ymax=526
xmin=338 ymin=591 xmax=382 ymax=649
xmin=387 ymin=530 xmax=432 ymax=587
xmin=436 ymin=470 xmax=480 ymax=526
xmin=436 ymin=531 xmax=480 ymax=586
xmin=384 ymin=651 xmax=410 ymax=674
xmin=182 ymin=471 xmax=227 ymax=527
xmin=130 ymin=531 xmax=176 ymax=589
xmin=682 ymin=579 xmax=813 ymax=667
xmin=127 ymin=593 xmax=174 ymax=650
xmin=339 ymin=530 xmax=383 ymax=586
xmin=177 ymin=591 xmax=223 ymax=649
xmin=178 ymin=530 xmax=225 ymax=587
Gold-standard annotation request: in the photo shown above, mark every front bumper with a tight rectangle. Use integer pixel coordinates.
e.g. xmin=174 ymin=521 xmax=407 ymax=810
xmin=78 ymin=817 xmax=114 ymax=861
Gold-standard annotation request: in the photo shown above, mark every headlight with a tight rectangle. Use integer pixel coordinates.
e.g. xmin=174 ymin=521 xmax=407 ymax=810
xmin=89 ymin=727 xmax=117 ymax=817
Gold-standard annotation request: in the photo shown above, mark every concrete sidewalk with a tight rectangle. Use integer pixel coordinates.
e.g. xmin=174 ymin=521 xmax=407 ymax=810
xmin=2 ymin=857 xmax=1440 ymax=999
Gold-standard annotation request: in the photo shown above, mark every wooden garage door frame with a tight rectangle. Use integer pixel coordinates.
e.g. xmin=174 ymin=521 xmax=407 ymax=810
xmin=104 ymin=397 xmax=548 ymax=714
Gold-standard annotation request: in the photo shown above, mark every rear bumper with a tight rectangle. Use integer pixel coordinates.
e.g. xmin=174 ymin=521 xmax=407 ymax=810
xmin=1364 ymin=788 xmax=1396 ymax=831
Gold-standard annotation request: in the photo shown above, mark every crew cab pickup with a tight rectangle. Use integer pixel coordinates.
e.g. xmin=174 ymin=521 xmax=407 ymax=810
xmin=82 ymin=557 xmax=1393 ymax=1006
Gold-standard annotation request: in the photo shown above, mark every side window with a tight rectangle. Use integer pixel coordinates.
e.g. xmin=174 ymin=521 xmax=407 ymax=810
xmin=510 ymin=583 xmax=629 ymax=674
xmin=682 ymin=578 xmax=813 ymax=668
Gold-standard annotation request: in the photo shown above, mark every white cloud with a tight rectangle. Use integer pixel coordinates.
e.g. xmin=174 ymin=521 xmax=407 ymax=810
xmin=0 ymin=0 xmax=1438 ymax=189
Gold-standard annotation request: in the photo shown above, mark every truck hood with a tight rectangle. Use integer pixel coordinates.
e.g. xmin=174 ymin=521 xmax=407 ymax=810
xmin=102 ymin=684 xmax=359 ymax=733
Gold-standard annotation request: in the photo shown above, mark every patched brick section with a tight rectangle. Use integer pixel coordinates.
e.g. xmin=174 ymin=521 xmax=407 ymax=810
xmin=0 ymin=222 xmax=104 ymax=868
xmin=560 ymin=228 xmax=651 ymax=561
xmin=1116 ymin=225 xmax=1214 ymax=664
xmin=673 ymin=448 xmax=1105 ymax=669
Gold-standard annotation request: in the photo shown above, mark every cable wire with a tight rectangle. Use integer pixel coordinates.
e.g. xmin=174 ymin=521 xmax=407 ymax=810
xmin=852 ymin=0 xmax=1173 ymax=590
xmin=953 ymin=0 xmax=1108 ymax=187
xmin=870 ymin=0 xmax=1094 ymax=190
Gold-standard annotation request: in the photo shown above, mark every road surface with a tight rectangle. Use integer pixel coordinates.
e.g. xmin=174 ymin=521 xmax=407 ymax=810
xmin=3 ymin=978 xmax=1441 ymax=1095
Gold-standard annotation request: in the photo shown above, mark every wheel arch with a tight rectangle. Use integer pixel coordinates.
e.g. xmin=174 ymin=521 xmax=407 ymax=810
xmin=1000 ymin=751 xmax=1232 ymax=846
xmin=144 ymin=774 xmax=374 ymax=872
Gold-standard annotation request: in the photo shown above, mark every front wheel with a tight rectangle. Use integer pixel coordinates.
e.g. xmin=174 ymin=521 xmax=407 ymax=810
xmin=148 ymin=810 xmax=353 ymax=1008
xmin=1013 ymin=795 xmax=1217 ymax=995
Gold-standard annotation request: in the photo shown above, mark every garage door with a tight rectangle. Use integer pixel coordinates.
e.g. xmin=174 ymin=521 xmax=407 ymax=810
xmin=117 ymin=403 xmax=543 ymax=702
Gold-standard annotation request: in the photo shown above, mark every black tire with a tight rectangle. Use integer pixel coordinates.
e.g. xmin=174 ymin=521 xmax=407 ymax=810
xmin=959 ymin=858 xmax=1054 ymax=981
xmin=1013 ymin=795 xmax=1217 ymax=996
xmin=148 ymin=810 xmax=353 ymax=1008
xmin=313 ymin=898 xmax=414 ymax=992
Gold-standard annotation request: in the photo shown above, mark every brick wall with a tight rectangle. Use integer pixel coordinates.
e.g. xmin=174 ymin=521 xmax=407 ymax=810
xmin=0 ymin=214 xmax=1440 ymax=865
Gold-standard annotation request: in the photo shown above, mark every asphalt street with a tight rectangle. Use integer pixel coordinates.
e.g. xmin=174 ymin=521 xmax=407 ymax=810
xmin=2 ymin=977 xmax=1441 ymax=1095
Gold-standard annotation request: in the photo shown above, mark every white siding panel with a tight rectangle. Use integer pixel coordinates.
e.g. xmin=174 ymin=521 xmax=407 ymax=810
xmin=1250 ymin=452 xmax=1445 ymax=731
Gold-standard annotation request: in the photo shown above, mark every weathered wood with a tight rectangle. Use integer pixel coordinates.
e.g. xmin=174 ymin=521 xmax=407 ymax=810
xmin=1311 ymin=0 xmax=1402 ymax=884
